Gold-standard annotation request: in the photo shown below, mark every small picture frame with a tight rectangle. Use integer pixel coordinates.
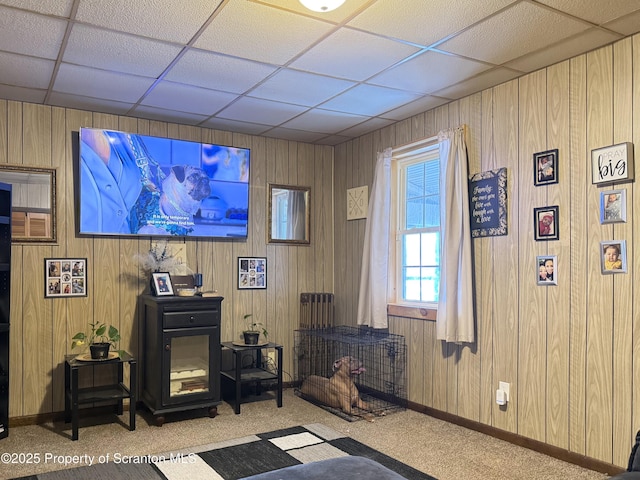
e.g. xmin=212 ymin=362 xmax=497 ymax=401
xmin=534 ymin=206 xmax=559 ymax=241
xmin=600 ymin=189 xmax=626 ymax=224
xmin=534 ymin=149 xmax=558 ymax=186
xmin=238 ymin=257 xmax=267 ymax=290
xmin=536 ymin=255 xmax=557 ymax=286
xmin=600 ymin=240 xmax=627 ymax=274
xmin=45 ymin=258 xmax=87 ymax=298
xmin=151 ymin=272 xmax=174 ymax=296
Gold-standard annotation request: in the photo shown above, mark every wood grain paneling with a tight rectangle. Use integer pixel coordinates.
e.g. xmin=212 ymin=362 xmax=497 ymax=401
xmin=333 ymin=33 xmax=640 ymax=469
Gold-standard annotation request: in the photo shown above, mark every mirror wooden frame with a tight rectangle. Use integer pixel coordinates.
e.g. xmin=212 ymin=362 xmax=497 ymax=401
xmin=0 ymin=165 xmax=57 ymax=243
xmin=267 ymin=183 xmax=310 ymax=245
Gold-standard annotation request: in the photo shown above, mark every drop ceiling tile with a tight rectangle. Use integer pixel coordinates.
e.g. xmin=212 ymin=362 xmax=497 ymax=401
xmin=194 ymin=0 xmax=335 ymax=65
xmin=315 ymin=134 xmax=352 ymax=146
xmin=0 ymin=0 xmax=73 ymax=16
xmin=368 ymin=51 xmax=492 ymax=95
xmin=201 ymin=117 xmax=272 ymax=136
xmin=75 ymin=0 xmax=220 ymax=43
xmin=281 ymin=108 xmax=370 ymax=134
xmin=216 ymin=96 xmax=308 ymax=125
xmin=48 ymin=91 xmax=134 ymax=116
xmin=320 ymin=84 xmax=422 ymax=117
xmin=0 ymin=6 xmax=67 ymax=58
xmin=347 ymin=0 xmax=515 ymax=47
xmin=433 ymin=67 xmax=521 ymax=99
xmin=53 ymin=63 xmax=155 ymax=103
xmin=439 ymin=1 xmax=590 ymax=65
xmin=289 ymin=28 xmax=419 ymax=81
xmin=248 ymin=69 xmax=355 ymax=106
xmin=165 ymin=49 xmax=278 ymax=94
xmin=381 ymin=95 xmax=450 ymax=122
xmin=130 ymin=105 xmax=209 ymax=125
xmin=0 ymin=52 xmax=54 ymax=89
xmin=0 ymin=84 xmax=46 ymax=104
xmin=260 ymin=126 xmax=330 ymax=144
xmin=63 ymin=24 xmax=183 ymax=78
xmin=504 ymin=28 xmax=622 ymax=72
xmin=536 ymin=0 xmax=640 ymax=25
xmin=338 ymin=117 xmax=397 ymax=137
xmin=140 ymin=81 xmax=239 ymax=116
xmin=258 ymin=0 xmax=372 ymax=23
xmin=603 ymin=10 xmax=640 ymax=36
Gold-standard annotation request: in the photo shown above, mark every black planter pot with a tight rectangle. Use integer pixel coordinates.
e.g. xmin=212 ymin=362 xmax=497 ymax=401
xmin=90 ymin=342 xmax=111 ymax=359
xmin=243 ymin=331 xmax=260 ymax=345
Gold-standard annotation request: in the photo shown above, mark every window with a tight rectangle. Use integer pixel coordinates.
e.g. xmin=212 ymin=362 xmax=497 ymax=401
xmin=395 ymin=147 xmax=440 ymax=305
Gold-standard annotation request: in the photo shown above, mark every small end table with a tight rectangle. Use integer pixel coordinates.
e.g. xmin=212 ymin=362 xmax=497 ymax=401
xmin=64 ymin=351 xmax=137 ymax=441
xmin=220 ymin=342 xmax=282 ymax=414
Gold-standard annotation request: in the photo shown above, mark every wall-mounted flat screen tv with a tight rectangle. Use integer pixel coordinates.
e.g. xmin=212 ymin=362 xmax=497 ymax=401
xmin=78 ymin=128 xmax=250 ymax=238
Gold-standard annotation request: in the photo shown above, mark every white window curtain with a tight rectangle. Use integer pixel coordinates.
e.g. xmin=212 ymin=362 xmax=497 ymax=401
xmin=437 ymin=126 xmax=475 ymax=343
xmin=286 ymin=190 xmax=306 ymax=240
xmin=356 ymin=148 xmax=392 ymax=328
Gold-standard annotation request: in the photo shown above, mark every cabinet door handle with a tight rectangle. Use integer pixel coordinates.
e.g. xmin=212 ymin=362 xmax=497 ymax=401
xmin=165 ymin=344 xmax=171 ymax=351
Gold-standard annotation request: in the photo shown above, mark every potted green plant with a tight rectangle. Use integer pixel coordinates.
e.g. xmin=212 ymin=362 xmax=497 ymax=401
xmin=72 ymin=321 xmax=122 ymax=359
xmin=242 ymin=314 xmax=268 ymax=345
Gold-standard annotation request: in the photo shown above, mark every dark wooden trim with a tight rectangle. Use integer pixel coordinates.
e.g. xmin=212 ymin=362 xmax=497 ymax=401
xmin=407 ymin=400 xmax=625 ymax=476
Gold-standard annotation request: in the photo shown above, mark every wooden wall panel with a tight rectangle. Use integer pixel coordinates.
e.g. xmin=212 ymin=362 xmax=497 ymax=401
xmin=632 ymin=33 xmax=640 ymax=456
xmin=545 ymin=60 xmax=571 ymax=450
xmin=4 ymin=102 xmax=334 ymax=423
xmin=585 ymin=46 xmax=614 ymax=463
xmin=518 ymin=70 xmax=547 ymax=442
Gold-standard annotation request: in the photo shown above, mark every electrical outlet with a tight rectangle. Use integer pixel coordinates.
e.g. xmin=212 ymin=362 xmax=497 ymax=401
xmin=499 ymin=381 xmax=510 ymax=402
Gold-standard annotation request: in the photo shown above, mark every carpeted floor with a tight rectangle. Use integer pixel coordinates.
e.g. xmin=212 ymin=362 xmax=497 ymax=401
xmin=11 ymin=424 xmax=435 ymax=480
xmin=0 ymin=389 xmax=612 ymax=480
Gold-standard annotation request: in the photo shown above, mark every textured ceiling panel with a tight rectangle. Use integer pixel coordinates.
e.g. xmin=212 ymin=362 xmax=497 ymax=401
xmin=1 ymin=0 xmax=639 ymax=145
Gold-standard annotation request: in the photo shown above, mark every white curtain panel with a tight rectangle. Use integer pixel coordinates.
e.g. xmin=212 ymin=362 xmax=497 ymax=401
xmin=437 ymin=126 xmax=475 ymax=343
xmin=356 ymin=148 xmax=392 ymax=328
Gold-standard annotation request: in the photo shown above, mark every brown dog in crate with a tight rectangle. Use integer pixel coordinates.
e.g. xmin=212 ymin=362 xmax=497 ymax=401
xmin=300 ymin=356 xmax=374 ymax=418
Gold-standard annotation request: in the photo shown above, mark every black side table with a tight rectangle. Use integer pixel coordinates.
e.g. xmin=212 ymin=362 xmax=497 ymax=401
xmin=64 ymin=351 xmax=137 ymax=441
xmin=220 ymin=342 xmax=282 ymax=414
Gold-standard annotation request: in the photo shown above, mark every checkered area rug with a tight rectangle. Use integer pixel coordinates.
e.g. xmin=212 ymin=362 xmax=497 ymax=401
xmin=13 ymin=424 xmax=435 ymax=480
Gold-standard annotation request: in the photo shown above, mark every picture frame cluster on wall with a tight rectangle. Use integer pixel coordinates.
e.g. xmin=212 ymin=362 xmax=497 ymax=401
xmin=44 ymin=258 xmax=87 ymax=298
xmin=238 ymin=257 xmax=267 ymax=289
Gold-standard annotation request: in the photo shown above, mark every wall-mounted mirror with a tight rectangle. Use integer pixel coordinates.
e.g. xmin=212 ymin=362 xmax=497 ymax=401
xmin=0 ymin=165 xmax=56 ymax=243
xmin=268 ymin=184 xmax=310 ymax=244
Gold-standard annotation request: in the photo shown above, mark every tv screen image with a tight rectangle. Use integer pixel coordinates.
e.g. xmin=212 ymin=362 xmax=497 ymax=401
xmin=78 ymin=128 xmax=250 ymax=238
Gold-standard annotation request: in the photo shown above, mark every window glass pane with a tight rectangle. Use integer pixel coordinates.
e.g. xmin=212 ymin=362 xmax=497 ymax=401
xmin=420 ymin=267 xmax=439 ymax=302
xmin=423 ymin=160 xmax=439 ymax=195
xmin=421 ymin=232 xmax=439 ymax=265
xmin=406 ymin=198 xmax=424 ymax=229
xmin=403 ymin=234 xmax=421 ymax=265
xmin=403 ymin=266 xmax=421 ymax=301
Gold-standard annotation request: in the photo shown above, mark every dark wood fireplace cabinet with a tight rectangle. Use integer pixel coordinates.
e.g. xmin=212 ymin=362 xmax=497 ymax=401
xmin=141 ymin=295 xmax=222 ymax=426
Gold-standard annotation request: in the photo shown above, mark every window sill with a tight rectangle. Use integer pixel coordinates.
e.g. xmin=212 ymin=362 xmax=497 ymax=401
xmin=387 ymin=304 xmax=436 ymax=321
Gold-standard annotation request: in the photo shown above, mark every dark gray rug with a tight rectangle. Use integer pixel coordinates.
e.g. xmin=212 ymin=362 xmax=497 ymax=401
xmin=12 ymin=424 xmax=435 ymax=480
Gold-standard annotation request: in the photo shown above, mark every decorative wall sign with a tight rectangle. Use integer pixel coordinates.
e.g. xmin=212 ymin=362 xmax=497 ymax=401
xmin=238 ymin=257 xmax=266 ymax=289
xmin=347 ymin=186 xmax=368 ymax=220
xmin=534 ymin=149 xmax=558 ymax=186
xmin=45 ymin=258 xmax=87 ymax=298
xmin=469 ymin=168 xmax=507 ymax=238
xmin=534 ymin=205 xmax=559 ymax=241
xmin=591 ymin=142 xmax=634 ymax=185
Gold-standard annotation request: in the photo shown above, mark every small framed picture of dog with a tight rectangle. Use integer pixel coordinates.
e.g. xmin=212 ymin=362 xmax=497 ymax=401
xmin=238 ymin=257 xmax=267 ymax=289
xmin=151 ymin=272 xmax=174 ymax=296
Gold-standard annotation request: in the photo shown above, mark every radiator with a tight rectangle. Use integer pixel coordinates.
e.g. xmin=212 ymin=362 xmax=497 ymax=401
xmin=299 ymin=293 xmax=334 ymax=329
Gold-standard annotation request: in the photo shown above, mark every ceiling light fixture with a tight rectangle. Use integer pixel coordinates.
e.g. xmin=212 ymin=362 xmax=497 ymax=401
xmin=299 ymin=0 xmax=345 ymax=13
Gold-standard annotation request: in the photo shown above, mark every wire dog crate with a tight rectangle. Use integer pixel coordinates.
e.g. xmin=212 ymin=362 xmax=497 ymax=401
xmin=294 ymin=326 xmax=407 ymax=421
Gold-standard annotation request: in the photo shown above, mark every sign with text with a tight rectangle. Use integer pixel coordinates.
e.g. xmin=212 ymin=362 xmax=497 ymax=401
xmin=469 ymin=168 xmax=507 ymax=238
xmin=591 ymin=142 xmax=634 ymax=185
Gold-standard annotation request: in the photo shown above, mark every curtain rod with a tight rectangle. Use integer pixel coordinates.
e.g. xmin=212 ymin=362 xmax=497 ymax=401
xmin=391 ymin=135 xmax=438 ymax=155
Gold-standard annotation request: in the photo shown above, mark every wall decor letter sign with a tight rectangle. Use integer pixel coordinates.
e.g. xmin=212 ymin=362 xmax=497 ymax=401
xmin=591 ymin=142 xmax=634 ymax=185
